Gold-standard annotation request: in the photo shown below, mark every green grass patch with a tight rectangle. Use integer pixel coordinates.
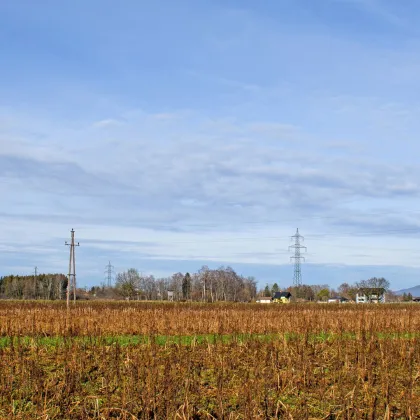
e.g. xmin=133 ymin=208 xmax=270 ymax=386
xmin=0 ymin=332 xmax=418 ymax=349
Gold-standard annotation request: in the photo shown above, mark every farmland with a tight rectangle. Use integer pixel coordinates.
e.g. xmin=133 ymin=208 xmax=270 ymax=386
xmin=0 ymin=302 xmax=419 ymax=419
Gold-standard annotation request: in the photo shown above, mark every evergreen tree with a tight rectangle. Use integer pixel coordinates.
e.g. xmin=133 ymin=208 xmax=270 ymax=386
xmin=264 ymin=284 xmax=271 ymax=297
xmin=182 ymin=272 xmax=191 ymax=300
xmin=271 ymin=283 xmax=280 ymax=295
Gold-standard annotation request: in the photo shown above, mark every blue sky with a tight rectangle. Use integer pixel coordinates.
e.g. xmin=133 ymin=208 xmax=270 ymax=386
xmin=1 ymin=0 xmax=420 ymax=290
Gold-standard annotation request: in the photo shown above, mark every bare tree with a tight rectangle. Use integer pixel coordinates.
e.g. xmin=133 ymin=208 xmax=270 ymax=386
xmin=338 ymin=283 xmax=357 ymax=300
xmin=115 ymin=268 xmax=141 ymax=300
xmin=356 ymin=277 xmax=390 ymax=291
xmin=155 ymin=277 xmax=170 ymax=300
xmin=57 ymin=265 xmax=263 ymax=303
xmin=169 ymin=272 xmax=184 ymax=301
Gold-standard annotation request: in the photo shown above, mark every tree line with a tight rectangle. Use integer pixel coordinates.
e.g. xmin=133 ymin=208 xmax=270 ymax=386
xmin=0 ymin=274 xmax=67 ymax=300
xmin=111 ymin=265 xmax=258 ymax=302
xmin=0 ymin=269 xmax=396 ymax=303
xmin=262 ymin=277 xmax=392 ymax=301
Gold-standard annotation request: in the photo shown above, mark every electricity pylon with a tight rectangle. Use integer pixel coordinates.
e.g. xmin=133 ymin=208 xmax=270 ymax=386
xmin=105 ymin=261 xmax=115 ymax=287
xmin=289 ymin=228 xmax=306 ymax=287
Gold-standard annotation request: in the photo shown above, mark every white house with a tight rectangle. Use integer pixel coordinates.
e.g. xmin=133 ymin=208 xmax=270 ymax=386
xmin=256 ymin=297 xmax=272 ymax=304
xmin=356 ymin=288 xmax=385 ymax=304
xmin=328 ymin=296 xmax=349 ymax=303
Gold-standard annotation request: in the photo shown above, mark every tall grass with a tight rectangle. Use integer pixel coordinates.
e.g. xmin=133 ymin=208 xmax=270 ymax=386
xmin=0 ymin=301 xmax=419 ymax=418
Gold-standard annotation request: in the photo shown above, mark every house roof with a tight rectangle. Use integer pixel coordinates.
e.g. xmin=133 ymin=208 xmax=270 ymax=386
xmin=273 ymin=291 xmax=291 ymax=299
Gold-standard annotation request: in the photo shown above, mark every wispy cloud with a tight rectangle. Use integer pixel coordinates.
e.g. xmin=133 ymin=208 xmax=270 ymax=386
xmin=2 ymin=0 xmax=420 ymax=287
xmin=330 ymin=0 xmax=408 ymax=28
xmin=92 ymin=118 xmax=124 ymax=128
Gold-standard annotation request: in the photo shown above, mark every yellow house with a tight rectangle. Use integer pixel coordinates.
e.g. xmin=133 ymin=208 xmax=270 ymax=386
xmin=272 ymin=291 xmax=292 ymax=303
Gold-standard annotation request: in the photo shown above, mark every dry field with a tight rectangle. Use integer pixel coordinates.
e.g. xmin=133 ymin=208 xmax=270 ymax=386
xmin=0 ymin=302 xmax=419 ymax=419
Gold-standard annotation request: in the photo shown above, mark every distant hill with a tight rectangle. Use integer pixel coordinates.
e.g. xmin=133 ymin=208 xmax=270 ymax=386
xmin=395 ymin=285 xmax=420 ymax=297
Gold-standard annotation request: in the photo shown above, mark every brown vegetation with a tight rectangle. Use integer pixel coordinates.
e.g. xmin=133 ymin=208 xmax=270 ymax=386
xmin=0 ymin=302 xmax=419 ymax=418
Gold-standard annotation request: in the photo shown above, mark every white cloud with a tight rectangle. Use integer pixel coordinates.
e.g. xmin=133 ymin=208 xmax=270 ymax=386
xmin=1 ymin=99 xmax=420 ymax=280
xmin=92 ymin=118 xmax=123 ymax=128
xmin=2 ymin=0 xmax=420 ymax=286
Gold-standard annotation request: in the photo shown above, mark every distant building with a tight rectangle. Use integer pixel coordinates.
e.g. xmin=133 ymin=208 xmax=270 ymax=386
xmin=273 ymin=291 xmax=292 ymax=303
xmin=256 ymin=297 xmax=272 ymax=304
xmin=412 ymin=297 xmax=420 ymax=302
xmin=356 ymin=288 xmax=386 ymax=304
xmin=328 ymin=296 xmax=349 ymax=303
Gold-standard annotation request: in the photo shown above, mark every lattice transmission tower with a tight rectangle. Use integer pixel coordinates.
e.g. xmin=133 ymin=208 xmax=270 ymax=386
xmin=105 ymin=261 xmax=115 ymax=287
xmin=65 ymin=229 xmax=80 ymax=307
xmin=289 ymin=228 xmax=307 ymax=287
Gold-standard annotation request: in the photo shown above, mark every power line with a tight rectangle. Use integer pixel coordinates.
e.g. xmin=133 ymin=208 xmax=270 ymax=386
xmin=65 ymin=229 xmax=80 ymax=307
xmin=101 ymin=227 xmax=420 ymax=246
xmin=289 ymin=228 xmax=307 ymax=287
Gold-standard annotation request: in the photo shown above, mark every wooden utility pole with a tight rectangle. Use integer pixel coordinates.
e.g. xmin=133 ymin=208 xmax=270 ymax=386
xmin=65 ymin=229 xmax=80 ymax=307
xmin=33 ymin=266 xmax=38 ymax=298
